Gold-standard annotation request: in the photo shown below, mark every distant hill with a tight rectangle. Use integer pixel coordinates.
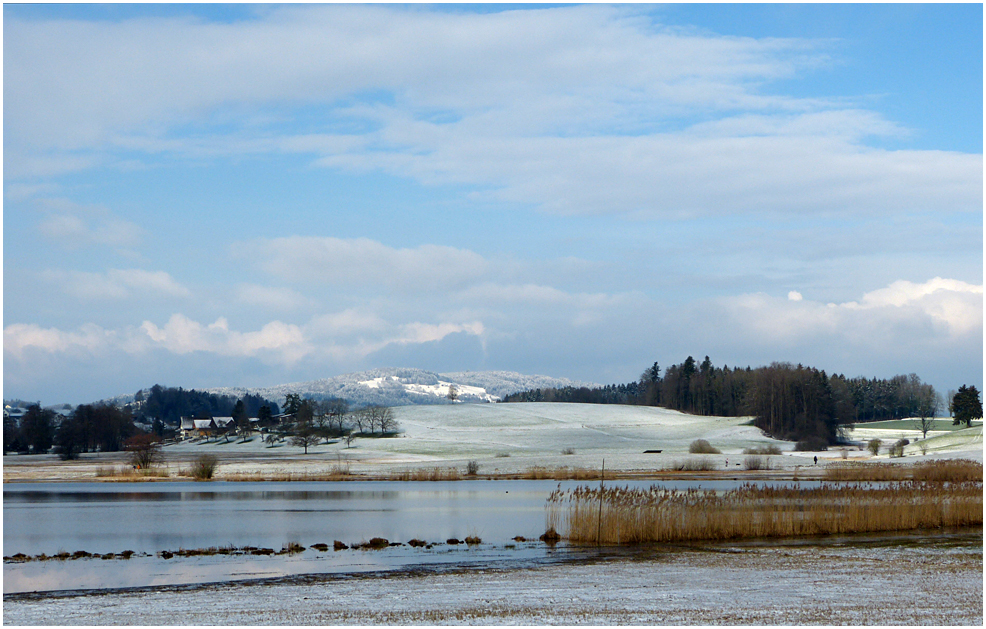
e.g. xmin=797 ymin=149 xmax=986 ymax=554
xmin=103 ymin=368 xmax=592 ymax=409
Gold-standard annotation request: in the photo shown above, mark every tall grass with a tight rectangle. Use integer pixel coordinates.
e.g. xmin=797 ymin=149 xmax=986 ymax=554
xmin=396 ymin=467 xmax=463 ymax=481
xmin=824 ymin=459 xmax=982 ymax=482
xmin=522 ymin=466 xmax=601 ymax=480
xmin=223 ymin=467 xmax=354 ymax=482
xmin=547 ymin=481 xmax=982 ymax=545
xmin=95 ymin=466 xmax=170 ymax=479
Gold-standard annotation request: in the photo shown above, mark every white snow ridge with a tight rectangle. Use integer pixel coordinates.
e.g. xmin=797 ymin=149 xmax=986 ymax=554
xmin=205 ymin=367 xmax=591 ymax=408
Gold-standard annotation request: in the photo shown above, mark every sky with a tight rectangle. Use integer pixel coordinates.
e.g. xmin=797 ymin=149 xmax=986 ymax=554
xmin=3 ymin=3 xmax=983 ymax=405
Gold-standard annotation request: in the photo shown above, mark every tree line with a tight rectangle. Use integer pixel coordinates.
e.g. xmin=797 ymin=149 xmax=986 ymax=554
xmin=503 ymin=357 xmax=980 ymax=447
xmin=136 ymin=385 xmax=280 ymax=426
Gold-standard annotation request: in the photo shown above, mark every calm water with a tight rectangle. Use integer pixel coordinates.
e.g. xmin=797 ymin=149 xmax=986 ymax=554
xmin=4 ymin=479 xmax=827 ymax=594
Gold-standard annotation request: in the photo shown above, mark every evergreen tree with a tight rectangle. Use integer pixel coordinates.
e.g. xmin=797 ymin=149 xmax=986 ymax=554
xmin=951 ymin=385 xmax=983 ymax=427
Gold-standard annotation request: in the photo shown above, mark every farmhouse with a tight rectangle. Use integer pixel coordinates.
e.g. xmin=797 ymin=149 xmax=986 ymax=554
xmin=179 ymin=417 xmax=236 ymax=439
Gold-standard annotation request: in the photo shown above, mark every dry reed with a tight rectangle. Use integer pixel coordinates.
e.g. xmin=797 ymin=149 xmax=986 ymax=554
xmin=523 ymin=466 xmax=601 ymax=480
xmin=396 ymin=467 xmax=463 ymax=481
xmin=824 ymin=459 xmax=982 ymax=483
xmin=222 ymin=467 xmax=355 ymax=482
xmin=95 ymin=466 xmax=170 ymax=479
xmin=547 ymin=481 xmax=982 ymax=544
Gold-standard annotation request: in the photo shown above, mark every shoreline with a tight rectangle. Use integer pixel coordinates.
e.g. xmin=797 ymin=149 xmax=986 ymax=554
xmin=5 ymin=530 xmax=981 ymax=624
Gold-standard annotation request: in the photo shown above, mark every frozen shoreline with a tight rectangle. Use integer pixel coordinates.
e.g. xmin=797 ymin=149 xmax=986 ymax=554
xmin=5 ymin=532 xmax=982 ymax=625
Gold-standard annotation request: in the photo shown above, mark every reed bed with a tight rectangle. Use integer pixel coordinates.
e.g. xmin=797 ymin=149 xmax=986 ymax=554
xmin=222 ymin=468 xmax=355 ymax=482
xmin=824 ymin=459 xmax=982 ymax=482
xmin=522 ymin=466 xmax=601 ymax=480
xmin=95 ymin=466 xmax=170 ymax=479
xmin=547 ymin=481 xmax=982 ymax=545
xmin=396 ymin=467 xmax=463 ymax=481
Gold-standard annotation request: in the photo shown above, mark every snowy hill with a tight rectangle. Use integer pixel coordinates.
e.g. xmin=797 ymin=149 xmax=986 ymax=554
xmin=202 ymin=368 xmax=591 ymax=408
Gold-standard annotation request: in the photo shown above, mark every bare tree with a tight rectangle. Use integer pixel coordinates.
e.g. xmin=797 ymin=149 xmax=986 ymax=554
xmin=290 ymin=400 xmax=319 ymax=454
xmin=350 ymin=408 xmax=369 ymax=434
xmin=916 ymin=387 xmax=939 ymax=440
xmin=125 ymin=434 xmax=160 ymax=470
xmin=447 ymin=384 xmax=459 ymax=402
xmin=377 ymin=407 xmax=397 ymax=433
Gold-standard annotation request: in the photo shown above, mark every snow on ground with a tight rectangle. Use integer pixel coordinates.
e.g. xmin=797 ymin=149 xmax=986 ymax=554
xmin=4 ymin=533 xmax=981 ymax=625
xmin=3 ymin=404 xmax=982 ymax=482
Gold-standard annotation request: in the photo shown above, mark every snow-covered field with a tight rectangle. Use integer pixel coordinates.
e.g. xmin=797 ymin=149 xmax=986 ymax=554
xmin=4 ymin=532 xmax=981 ymax=625
xmin=4 ymin=403 xmax=982 ymax=483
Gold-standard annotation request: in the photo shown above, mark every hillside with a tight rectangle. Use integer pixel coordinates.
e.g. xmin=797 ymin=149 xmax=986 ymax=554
xmin=200 ymin=368 xmax=590 ymax=408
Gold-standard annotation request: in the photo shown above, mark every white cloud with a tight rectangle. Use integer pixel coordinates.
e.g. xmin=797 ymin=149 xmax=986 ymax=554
xmin=720 ymin=277 xmax=983 ymax=345
xmin=44 ymin=268 xmax=190 ymax=300
xmin=787 ymin=291 xmax=803 ymax=301
xmin=7 ymin=6 xmax=978 ymax=218
xmin=138 ymin=315 xmax=311 ymax=363
xmin=235 ymin=283 xmax=310 ymax=311
xmin=3 ymin=323 xmax=115 ymax=359
xmin=396 ymin=321 xmax=485 ymax=346
xmin=306 ymin=309 xmax=389 ymax=338
xmin=34 ymin=198 xmax=144 ymax=248
xmin=250 ymin=236 xmax=489 ymax=291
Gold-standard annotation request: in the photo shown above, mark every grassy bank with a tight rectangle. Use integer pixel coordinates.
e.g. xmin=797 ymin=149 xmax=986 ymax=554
xmin=547 ymin=478 xmax=982 ymax=544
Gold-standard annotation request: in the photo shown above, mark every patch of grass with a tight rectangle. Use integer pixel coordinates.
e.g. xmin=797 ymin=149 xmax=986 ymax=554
xmin=689 ymin=439 xmax=720 ymax=454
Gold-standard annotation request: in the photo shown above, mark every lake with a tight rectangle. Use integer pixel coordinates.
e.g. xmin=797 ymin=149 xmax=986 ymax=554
xmin=3 ymin=478 xmax=832 ymax=594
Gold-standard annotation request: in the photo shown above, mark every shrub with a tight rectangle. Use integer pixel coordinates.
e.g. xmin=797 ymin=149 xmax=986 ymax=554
xmin=794 ymin=436 xmax=829 ymax=451
xmin=889 ymin=439 xmax=909 ymax=458
xmin=743 ymin=455 xmax=771 ymax=470
xmin=192 ymin=454 xmax=218 ymax=480
xmin=466 ymin=460 xmax=479 ymax=476
xmin=561 ymin=448 xmax=576 ymax=455
xmin=670 ymin=458 xmax=717 ymax=472
xmin=125 ymin=434 xmax=161 ymax=470
xmin=689 ymin=439 xmax=721 ymax=454
xmin=867 ymin=439 xmax=882 ymax=456
xmin=742 ymin=445 xmax=782 ymax=455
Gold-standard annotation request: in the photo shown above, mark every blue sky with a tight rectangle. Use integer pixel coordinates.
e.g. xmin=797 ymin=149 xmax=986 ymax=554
xmin=4 ymin=3 xmax=982 ymax=404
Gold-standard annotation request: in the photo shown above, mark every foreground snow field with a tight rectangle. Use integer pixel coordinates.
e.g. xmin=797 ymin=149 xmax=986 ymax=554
xmin=4 ymin=532 xmax=981 ymax=625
